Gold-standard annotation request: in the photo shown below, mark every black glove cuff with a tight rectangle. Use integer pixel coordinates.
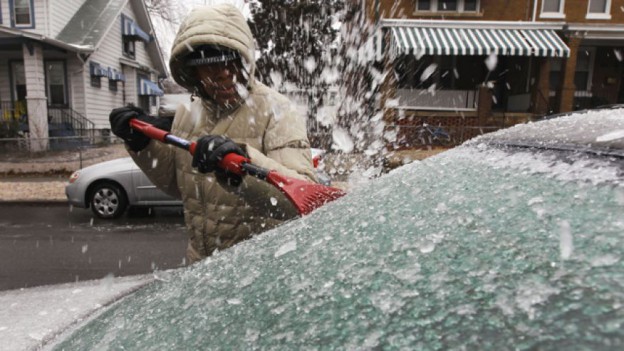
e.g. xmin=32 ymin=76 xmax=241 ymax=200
xmin=126 ymin=137 xmax=151 ymax=152
xmin=216 ymin=169 xmax=243 ymax=187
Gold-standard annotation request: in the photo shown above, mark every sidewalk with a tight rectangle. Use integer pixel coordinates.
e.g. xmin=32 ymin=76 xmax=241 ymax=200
xmin=0 ymin=144 xmax=128 ymax=202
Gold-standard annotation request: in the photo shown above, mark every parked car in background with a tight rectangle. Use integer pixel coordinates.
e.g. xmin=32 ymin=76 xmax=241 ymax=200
xmin=65 ymin=157 xmax=181 ymax=219
xmin=66 ymin=149 xmax=333 ymax=219
xmin=40 ymin=108 xmax=624 ymax=349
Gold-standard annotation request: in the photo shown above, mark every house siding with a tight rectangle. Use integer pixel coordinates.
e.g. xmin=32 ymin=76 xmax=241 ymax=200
xmin=82 ymin=13 xmax=126 ymax=129
xmin=67 ymin=56 xmax=87 ymax=120
xmin=33 ymin=0 xmax=47 ymax=34
xmin=79 ymin=1 xmax=160 ymax=129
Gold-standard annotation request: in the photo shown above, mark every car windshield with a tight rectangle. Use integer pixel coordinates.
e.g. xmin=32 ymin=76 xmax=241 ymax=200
xmin=53 ymin=113 xmax=624 ymax=350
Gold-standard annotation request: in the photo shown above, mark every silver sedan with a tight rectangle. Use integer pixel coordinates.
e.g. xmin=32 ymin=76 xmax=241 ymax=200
xmin=65 ymin=157 xmax=181 ymax=219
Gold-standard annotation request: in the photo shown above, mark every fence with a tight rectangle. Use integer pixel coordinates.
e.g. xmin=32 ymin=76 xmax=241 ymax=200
xmin=307 ymin=124 xmax=503 ymax=151
xmin=0 ymin=135 xmax=116 ymax=166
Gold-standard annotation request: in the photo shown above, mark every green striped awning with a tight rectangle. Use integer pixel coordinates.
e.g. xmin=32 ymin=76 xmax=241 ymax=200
xmin=390 ymin=27 xmax=570 ymax=57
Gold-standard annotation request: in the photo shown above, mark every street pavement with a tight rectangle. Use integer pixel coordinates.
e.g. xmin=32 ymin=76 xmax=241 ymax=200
xmin=0 ymin=202 xmax=187 ymax=291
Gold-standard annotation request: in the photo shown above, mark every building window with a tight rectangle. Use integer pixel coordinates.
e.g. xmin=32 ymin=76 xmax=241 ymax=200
xmin=138 ymin=96 xmax=150 ymax=112
xmin=416 ymin=0 xmax=478 ymax=12
xmin=90 ymin=76 xmax=101 ymax=88
xmin=417 ymin=0 xmax=431 ymax=11
xmin=123 ymin=37 xmax=136 ymax=58
xmin=11 ymin=0 xmax=34 ymax=27
xmin=587 ymin=0 xmax=611 ymax=19
xmin=89 ymin=62 xmax=107 ymax=88
xmin=464 ymin=0 xmax=478 ymax=11
xmin=438 ymin=0 xmax=457 ymax=11
xmin=541 ymin=0 xmax=565 ymax=18
xmin=109 ymin=80 xmax=118 ymax=92
xmin=121 ymin=14 xmax=151 ymax=59
xmin=45 ymin=61 xmax=67 ymax=106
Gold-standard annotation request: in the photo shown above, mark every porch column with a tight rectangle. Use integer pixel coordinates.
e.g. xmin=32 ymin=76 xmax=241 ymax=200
xmin=477 ymin=85 xmax=492 ymax=126
xmin=559 ymin=37 xmax=582 ymax=113
xmin=532 ymin=58 xmax=551 ymax=115
xmin=23 ymin=43 xmax=48 ymax=152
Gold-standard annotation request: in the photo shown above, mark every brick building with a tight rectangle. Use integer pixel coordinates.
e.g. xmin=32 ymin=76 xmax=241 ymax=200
xmin=345 ymin=0 xmax=624 ymax=149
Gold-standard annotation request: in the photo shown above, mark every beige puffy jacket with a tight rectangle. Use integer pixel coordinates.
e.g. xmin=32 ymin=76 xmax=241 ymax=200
xmin=129 ymin=4 xmax=317 ymax=262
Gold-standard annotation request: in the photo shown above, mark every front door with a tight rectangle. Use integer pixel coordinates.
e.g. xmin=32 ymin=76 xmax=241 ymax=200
xmin=45 ymin=61 xmax=68 ymax=107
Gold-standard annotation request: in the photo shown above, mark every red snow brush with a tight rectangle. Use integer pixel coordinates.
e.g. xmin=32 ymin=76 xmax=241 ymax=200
xmin=129 ymin=118 xmax=346 ymax=215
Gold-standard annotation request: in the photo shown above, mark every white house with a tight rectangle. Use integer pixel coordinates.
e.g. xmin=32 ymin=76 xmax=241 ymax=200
xmin=0 ymin=0 xmax=167 ymax=151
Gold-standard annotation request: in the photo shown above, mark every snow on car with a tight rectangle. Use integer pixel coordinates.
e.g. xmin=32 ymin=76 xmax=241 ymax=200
xmin=9 ymin=108 xmax=624 ymax=349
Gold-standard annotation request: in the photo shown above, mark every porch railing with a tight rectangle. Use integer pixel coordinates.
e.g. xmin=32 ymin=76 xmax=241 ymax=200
xmin=48 ymin=107 xmax=95 ymax=138
xmin=1 ymin=102 xmax=95 ymax=138
xmin=0 ymin=101 xmax=28 ymax=138
xmin=396 ymin=88 xmax=478 ymax=111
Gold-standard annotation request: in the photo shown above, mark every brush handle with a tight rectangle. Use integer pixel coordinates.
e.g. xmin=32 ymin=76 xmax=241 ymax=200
xmin=130 ymin=118 xmax=260 ymax=176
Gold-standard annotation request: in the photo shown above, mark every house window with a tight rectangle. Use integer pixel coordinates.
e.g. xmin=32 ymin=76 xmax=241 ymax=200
xmin=438 ymin=0 xmax=457 ymax=11
xmin=90 ymin=76 xmax=101 ymax=88
xmin=12 ymin=0 xmax=34 ymax=27
xmin=541 ymin=0 xmax=565 ymax=18
xmin=107 ymin=67 xmax=125 ymax=91
xmin=89 ymin=62 xmax=107 ymax=88
xmin=416 ymin=0 xmax=479 ymax=12
xmin=574 ymin=48 xmax=595 ymax=91
xmin=417 ymin=0 xmax=431 ymax=11
xmin=123 ymin=38 xmax=136 ymax=58
xmin=138 ymin=96 xmax=150 ymax=112
xmin=45 ymin=61 xmax=67 ymax=106
xmin=137 ymin=74 xmax=150 ymax=111
xmin=464 ymin=0 xmax=478 ymax=11
xmin=121 ymin=14 xmax=151 ymax=59
xmin=587 ymin=0 xmax=611 ymax=19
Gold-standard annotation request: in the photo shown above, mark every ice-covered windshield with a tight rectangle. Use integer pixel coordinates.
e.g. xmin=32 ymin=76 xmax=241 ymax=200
xmin=53 ymin=136 xmax=624 ymax=349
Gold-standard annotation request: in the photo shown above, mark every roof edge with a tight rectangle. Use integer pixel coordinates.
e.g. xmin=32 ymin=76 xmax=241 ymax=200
xmin=0 ymin=26 xmax=94 ymax=53
xmin=380 ymin=19 xmax=565 ymax=30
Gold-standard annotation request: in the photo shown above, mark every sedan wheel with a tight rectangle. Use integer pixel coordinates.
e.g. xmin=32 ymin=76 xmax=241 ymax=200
xmin=89 ymin=182 xmax=128 ymax=219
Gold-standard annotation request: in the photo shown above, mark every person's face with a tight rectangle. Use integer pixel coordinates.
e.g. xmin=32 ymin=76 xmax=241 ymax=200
xmin=196 ymin=59 xmax=248 ymax=107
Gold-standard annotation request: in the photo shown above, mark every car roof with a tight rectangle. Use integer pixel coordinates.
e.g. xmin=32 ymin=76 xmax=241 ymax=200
xmin=471 ymin=108 xmax=624 ymax=157
xmin=1 ymin=275 xmax=152 ymax=351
